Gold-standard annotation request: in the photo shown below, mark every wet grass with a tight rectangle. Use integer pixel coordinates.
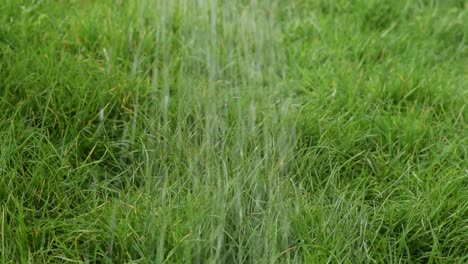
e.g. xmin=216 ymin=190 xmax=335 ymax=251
xmin=0 ymin=0 xmax=466 ymax=263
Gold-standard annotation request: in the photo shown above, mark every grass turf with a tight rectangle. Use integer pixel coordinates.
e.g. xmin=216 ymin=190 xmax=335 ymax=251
xmin=0 ymin=0 xmax=466 ymax=263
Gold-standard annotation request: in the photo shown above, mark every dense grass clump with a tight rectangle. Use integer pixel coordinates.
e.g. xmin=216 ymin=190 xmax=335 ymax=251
xmin=1 ymin=0 xmax=466 ymax=263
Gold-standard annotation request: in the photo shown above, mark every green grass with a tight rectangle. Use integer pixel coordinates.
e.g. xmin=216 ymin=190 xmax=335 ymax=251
xmin=0 ymin=0 xmax=466 ymax=263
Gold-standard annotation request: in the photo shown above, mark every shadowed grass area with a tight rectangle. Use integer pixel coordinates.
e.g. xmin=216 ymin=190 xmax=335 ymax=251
xmin=1 ymin=0 xmax=466 ymax=263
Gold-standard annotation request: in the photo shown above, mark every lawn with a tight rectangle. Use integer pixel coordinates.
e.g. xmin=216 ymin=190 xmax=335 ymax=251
xmin=0 ymin=0 xmax=466 ymax=263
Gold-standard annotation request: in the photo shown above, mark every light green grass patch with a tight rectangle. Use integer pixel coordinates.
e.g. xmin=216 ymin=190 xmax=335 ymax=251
xmin=0 ymin=0 xmax=466 ymax=263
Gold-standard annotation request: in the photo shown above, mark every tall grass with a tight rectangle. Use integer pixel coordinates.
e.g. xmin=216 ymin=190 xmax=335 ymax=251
xmin=0 ymin=0 xmax=466 ymax=263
